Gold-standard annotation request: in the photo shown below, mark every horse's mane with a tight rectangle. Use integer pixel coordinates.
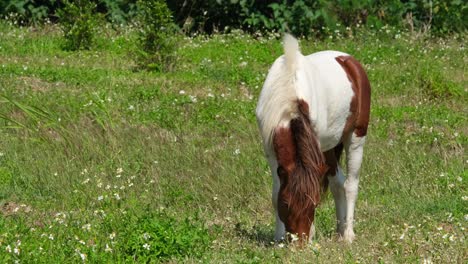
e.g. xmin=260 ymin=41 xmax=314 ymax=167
xmin=287 ymin=100 xmax=328 ymax=213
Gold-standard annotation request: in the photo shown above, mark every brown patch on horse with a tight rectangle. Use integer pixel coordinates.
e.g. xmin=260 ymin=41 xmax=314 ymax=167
xmin=335 ymin=56 xmax=371 ymax=138
xmin=273 ymin=99 xmax=328 ymax=240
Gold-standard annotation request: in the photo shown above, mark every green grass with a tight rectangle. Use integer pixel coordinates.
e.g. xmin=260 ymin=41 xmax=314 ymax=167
xmin=0 ymin=22 xmax=466 ymax=263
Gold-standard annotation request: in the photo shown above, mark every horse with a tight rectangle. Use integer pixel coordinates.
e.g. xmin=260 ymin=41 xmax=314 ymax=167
xmin=256 ymin=34 xmax=371 ymax=244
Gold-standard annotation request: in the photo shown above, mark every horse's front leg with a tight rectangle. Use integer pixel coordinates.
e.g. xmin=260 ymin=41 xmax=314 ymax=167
xmin=272 ymin=172 xmax=286 ymax=241
xmin=268 ymin=158 xmax=286 ymax=241
xmin=343 ymin=133 xmax=366 ymax=242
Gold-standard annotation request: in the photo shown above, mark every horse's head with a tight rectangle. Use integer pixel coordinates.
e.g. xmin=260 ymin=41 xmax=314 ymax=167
xmin=273 ymin=113 xmax=328 ymax=243
xmin=276 ymin=164 xmax=320 ymax=241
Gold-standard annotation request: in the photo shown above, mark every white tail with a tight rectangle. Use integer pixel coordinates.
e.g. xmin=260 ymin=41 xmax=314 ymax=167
xmin=256 ymin=34 xmax=303 ymax=148
xmin=283 ymin=33 xmax=299 ymax=72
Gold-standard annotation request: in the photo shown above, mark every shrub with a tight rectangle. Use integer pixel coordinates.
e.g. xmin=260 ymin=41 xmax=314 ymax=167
xmin=0 ymin=0 xmax=59 ymax=25
xmin=167 ymin=0 xmax=467 ymax=37
xmin=418 ymin=66 xmax=463 ymax=100
xmin=56 ymin=0 xmax=102 ymax=51
xmin=135 ymin=0 xmax=178 ymax=72
xmin=121 ymin=211 xmax=212 ymax=261
xmin=98 ymin=0 xmax=138 ymax=25
xmin=404 ymin=0 xmax=467 ymax=35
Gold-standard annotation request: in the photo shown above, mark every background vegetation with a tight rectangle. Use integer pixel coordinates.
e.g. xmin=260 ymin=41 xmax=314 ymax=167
xmin=0 ymin=0 xmax=466 ymax=262
xmin=1 ymin=0 xmax=467 ymax=35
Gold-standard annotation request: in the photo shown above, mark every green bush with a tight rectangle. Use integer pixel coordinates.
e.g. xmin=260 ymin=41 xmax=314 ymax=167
xmin=167 ymin=0 xmax=467 ymax=37
xmin=121 ymin=212 xmax=212 ymax=261
xmin=0 ymin=0 xmax=466 ymax=37
xmin=99 ymin=0 xmax=138 ymax=25
xmin=404 ymin=0 xmax=467 ymax=35
xmin=56 ymin=0 xmax=102 ymax=51
xmin=135 ymin=0 xmax=178 ymax=72
xmin=0 ymin=0 xmax=59 ymax=25
xmin=418 ymin=66 xmax=463 ymax=100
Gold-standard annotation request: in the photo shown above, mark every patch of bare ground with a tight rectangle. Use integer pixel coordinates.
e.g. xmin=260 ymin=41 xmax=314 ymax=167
xmin=1 ymin=201 xmax=32 ymax=216
xmin=18 ymin=76 xmax=65 ymax=92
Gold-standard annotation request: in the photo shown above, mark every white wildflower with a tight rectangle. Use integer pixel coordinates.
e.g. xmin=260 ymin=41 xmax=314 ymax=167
xmin=290 ymin=233 xmax=299 ymax=242
xmin=6 ymin=245 xmax=11 ymax=253
xmin=114 ymin=193 xmax=121 ymax=200
xmin=423 ymin=257 xmax=433 ymax=264
xmin=143 ymin=243 xmax=150 ymax=250
xmin=116 ymin=168 xmax=123 ymax=174
xmin=49 ymin=234 xmax=54 ymax=240
xmin=234 ymin=149 xmax=241 ymax=155
xmin=179 ymin=90 xmax=186 ymax=95
xmin=109 ymin=232 xmax=116 ymax=240
xmin=105 ymin=244 xmax=112 ymax=252
xmin=82 ymin=224 xmax=91 ymax=231
xmin=97 ymin=195 xmax=103 ymax=201
xmin=143 ymin=233 xmax=150 ymax=240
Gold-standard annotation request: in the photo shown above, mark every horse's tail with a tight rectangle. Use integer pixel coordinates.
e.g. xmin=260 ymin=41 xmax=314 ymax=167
xmin=283 ymin=33 xmax=299 ymax=73
xmin=256 ymin=34 xmax=302 ymax=147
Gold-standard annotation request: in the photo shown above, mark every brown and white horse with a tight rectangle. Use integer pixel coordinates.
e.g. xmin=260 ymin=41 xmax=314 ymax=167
xmin=256 ymin=34 xmax=370 ymax=244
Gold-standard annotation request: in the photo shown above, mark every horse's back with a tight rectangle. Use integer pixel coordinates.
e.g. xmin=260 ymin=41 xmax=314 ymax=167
xmin=297 ymin=51 xmax=356 ymax=151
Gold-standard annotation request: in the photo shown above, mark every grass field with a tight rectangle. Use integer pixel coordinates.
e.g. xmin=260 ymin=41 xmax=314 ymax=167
xmin=0 ymin=21 xmax=466 ymax=263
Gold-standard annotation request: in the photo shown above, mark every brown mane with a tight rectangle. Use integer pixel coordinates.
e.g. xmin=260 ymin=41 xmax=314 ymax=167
xmin=286 ymin=100 xmax=328 ymax=214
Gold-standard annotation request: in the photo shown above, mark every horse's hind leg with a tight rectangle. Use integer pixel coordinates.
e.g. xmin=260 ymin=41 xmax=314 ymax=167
xmin=328 ymin=167 xmax=346 ymax=236
xmin=343 ymin=133 xmax=366 ymax=242
xmin=326 ymin=144 xmax=346 ymax=237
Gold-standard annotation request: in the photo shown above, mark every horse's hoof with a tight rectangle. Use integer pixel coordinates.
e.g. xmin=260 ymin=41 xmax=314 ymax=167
xmin=343 ymin=229 xmax=355 ymax=243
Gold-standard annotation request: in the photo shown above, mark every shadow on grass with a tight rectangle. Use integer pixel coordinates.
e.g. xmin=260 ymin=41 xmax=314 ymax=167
xmin=234 ymin=223 xmax=275 ymax=247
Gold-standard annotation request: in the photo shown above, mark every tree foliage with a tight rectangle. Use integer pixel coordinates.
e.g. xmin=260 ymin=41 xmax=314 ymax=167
xmin=1 ymin=0 xmax=466 ymax=36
